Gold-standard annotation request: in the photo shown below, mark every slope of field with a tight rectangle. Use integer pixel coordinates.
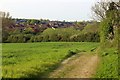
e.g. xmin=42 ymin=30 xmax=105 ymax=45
xmin=2 ymin=42 xmax=99 ymax=78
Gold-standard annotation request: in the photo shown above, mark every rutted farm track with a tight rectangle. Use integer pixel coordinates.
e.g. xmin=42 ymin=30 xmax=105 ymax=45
xmin=49 ymin=53 xmax=100 ymax=78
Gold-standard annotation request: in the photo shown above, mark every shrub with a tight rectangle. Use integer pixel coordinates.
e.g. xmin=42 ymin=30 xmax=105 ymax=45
xmin=37 ymin=35 xmax=43 ymax=42
xmin=82 ymin=22 xmax=99 ymax=33
xmin=29 ymin=36 xmax=35 ymax=42
xmin=11 ymin=36 xmax=18 ymax=43
xmin=114 ymin=51 xmax=118 ymax=54
xmin=66 ymin=50 xmax=77 ymax=58
xmin=102 ymin=52 xmax=109 ymax=56
xmin=17 ymin=34 xmax=25 ymax=43
xmin=6 ymin=35 xmax=12 ymax=43
xmin=91 ymin=47 xmax=97 ymax=52
xmin=69 ymin=35 xmax=78 ymax=42
xmin=42 ymin=35 xmax=50 ymax=42
xmin=24 ymin=34 xmax=33 ymax=42
xmin=66 ymin=49 xmax=85 ymax=58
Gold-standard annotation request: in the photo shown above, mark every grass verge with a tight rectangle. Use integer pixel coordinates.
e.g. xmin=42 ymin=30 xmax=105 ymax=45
xmin=95 ymin=47 xmax=118 ymax=78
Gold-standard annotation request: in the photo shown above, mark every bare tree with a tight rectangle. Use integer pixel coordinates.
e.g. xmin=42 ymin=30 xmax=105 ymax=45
xmin=91 ymin=0 xmax=120 ymax=21
xmin=0 ymin=12 xmax=14 ymax=42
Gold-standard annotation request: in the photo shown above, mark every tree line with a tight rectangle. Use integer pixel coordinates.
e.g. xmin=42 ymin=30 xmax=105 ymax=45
xmin=1 ymin=12 xmax=100 ymax=43
xmin=6 ymin=27 xmax=100 ymax=43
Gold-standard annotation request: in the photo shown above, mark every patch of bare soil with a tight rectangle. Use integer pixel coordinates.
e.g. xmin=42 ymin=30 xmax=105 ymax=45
xmin=48 ymin=53 xmax=100 ymax=78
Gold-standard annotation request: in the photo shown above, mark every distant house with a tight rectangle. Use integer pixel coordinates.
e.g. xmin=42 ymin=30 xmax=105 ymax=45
xmin=52 ymin=27 xmax=55 ymax=30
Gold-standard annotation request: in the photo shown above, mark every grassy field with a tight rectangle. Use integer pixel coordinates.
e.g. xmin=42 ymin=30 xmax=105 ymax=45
xmin=2 ymin=42 xmax=99 ymax=78
xmin=95 ymin=47 xmax=118 ymax=78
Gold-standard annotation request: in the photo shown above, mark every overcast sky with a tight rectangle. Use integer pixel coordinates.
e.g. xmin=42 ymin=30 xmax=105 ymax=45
xmin=0 ymin=0 xmax=100 ymax=21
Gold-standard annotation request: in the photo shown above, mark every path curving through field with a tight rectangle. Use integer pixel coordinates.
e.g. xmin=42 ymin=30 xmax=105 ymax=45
xmin=49 ymin=53 xmax=100 ymax=78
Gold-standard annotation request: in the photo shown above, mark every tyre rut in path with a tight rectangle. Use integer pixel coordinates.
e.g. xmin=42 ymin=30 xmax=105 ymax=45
xmin=49 ymin=53 xmax=100 ymax=78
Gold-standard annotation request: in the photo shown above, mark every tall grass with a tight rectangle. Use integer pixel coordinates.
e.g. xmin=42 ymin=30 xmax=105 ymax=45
xmin=95 ymin=47 xmax=118 ymax=78
xmin=2 ymin=42 xmax=99 ymax=78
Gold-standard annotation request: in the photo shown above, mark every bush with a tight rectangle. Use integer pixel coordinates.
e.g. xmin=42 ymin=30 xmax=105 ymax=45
xmin=69 ymin=35 xmax=78 ymax=42
xmin=37 ymin=35 xmax=43 ymax=42
xmin=42 ymin=35 xmax=50 ymax=42
xmin=114 ymin=51 xmax=118 ymax=54
xmin=82 ymin=22 xmax=99 ymax=33
xmin=69 ymin=32 xmax=100 ymax=42
xmin=91 ymin=47 xmax=97 ymax=52
xmin=29 ymin=36 xmax=35 ymax=42
xmin=65 ymin=49 xmax=85 ymax=58
xmin=49 ymin=34 xmax=59 ymax=42
xmin=24 ymin=34 xmax=33 ymax=42
xmin=17 ymin=34 xmax=25 ymax=43
xmin=102 ymin=52 xmax=109 ymax=56
xmin=66 ymin=50 xmax=77 ymax=58
xmin=11 ymin=36 xmax=18 ymax=43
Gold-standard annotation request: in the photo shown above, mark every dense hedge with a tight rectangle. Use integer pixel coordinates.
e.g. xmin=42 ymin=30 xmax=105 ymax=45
xmin=4 ymin=26 xmax=100 ymax=43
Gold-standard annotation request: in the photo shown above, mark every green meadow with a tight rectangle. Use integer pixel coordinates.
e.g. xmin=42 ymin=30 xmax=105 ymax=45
xmin=2 ymin=42 xmax=99 ymax=78
xmin=1 ymin=0 xmax=119 ymax=78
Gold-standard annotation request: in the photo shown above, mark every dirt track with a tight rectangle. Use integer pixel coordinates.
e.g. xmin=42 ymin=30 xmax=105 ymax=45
xmin=49 ymin=53 xmax=100 ymax=78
